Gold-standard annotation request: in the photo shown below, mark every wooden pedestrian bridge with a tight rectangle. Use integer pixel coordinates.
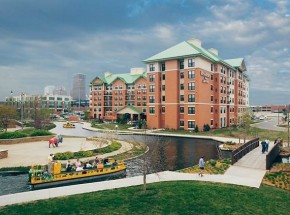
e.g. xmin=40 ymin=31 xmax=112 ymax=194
xmin=231 ymin=138 xmax=280 ymax=170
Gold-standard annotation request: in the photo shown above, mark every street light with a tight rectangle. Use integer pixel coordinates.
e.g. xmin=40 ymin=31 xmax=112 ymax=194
xmin=287 ymin=104 xmax=290 ymax=147
xmin=20 ymin=93 xmax=24 ymax=129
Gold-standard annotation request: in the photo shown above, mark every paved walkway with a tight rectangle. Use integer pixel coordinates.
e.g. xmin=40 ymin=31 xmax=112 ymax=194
xmin=0 ymin=168 xmax=267 ymax=207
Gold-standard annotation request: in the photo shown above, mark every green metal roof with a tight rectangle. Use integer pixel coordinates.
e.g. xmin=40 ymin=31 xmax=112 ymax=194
xmin=117 ymin=105 xmax=143 ymax=114
xmin=224 ymin=58 xmax=244 ymax=68
xmin=105 ymin=73 xmax=146 ymax=85
xmin=91 ymin=72 xmax=146 ymax=85
xmin=143 ymin=39 xmax=240 ymax=70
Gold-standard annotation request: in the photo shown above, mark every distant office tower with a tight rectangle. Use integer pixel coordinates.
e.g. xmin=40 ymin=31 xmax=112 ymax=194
xmin=44 ymin=86 xmax=55 ymax=95
xmin=71 ymin=73 xmax=86 ymax=101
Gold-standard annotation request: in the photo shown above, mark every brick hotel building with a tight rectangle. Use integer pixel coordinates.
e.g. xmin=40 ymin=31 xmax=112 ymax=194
xmin=89 ymin=38 xmax=249 ymax=130
xmin=89 ymin=68 xmax=147 ymax=120
xmin=144 ymin=38 xmax=249 ymax=130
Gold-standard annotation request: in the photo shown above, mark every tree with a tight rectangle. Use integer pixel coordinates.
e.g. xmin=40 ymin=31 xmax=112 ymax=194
xmin=238 ymin=111 xmax=252 ymax=142
xmin=139 ymin=122 xmax=173 ymax=191
xmin=194 ymin=125 xmax=199 ymax=133
xmin=0 ymin=105 xmax=18 ymax=131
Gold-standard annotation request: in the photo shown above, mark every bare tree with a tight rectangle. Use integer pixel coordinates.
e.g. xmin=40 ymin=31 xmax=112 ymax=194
xmin=0 ymin=105 xmax=18 ymax=131
xmin=138 ymin=123 xmax=174 ymax=191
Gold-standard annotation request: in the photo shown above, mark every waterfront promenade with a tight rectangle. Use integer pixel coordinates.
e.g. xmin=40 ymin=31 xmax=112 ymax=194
xmin=0 ymin=122 xmax=273 ymax=207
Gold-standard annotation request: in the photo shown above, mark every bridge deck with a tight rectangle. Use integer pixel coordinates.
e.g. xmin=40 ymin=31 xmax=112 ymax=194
xmin=233 ymin=142 xmax=274 ymax=169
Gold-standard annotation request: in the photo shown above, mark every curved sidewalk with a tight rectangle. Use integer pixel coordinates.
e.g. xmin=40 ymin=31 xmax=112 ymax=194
xmin=0 ymin=170 xmax=265 ymax=207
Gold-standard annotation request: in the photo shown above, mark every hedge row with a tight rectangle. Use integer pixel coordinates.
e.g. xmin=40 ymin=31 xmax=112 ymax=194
xmin=54 ymin=141 xmax=122 ymax=160
xmin=0 ymin=129 xmax=52 ymax=139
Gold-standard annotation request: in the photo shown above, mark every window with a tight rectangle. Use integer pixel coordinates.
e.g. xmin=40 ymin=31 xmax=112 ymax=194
xmin=188 ymin=94 xmax=195 ymax=102
xmin=188 ymin=121 xmax=195 ymax=129
xmin=180 ymin=95 xmax=184 ymax=101
xmin=188 ymin=70 xmax=195 ymax=79
xmin=210 ymin=119 xmax=213 ymax=126
xmin=149 ymin=74 xmax=155 ymax=82
xmin=149 ymin=96 xmax=155 ymax=103
xmin=180 ymin=83 xmax=184 ymax=90
xmin=211 ymin=106 xmax=213 ymax=113
xmin=180 ymin=120 xmax=184 ymax=127
xmin=188 ymin=58 xmax=195 ymax=67
xmin=180 ymin=106 xmax=184 ymax=113
xmin=162 ymin=106 xmax=165 ymax=113
xmin=149 ymin=85 xmax=155 ymax=92
xmin=179 ymin=60 xmax=184 ymax=69
xmin=211 ymin=64 xmax=214 ymax=71
xmin=211 ymin=85 xmax=213 ymax=91
xmin=180 ymin=72 xmax=184 ymax=79
xmin=211 ymin=95 xmax=213 ymax=102
xmin=162 ymin=85 xmax=165 ymax=91
xmin=161 ymin=62 xmax=165 ymax=71
xmin=188 ymin=107 xmax=195 ymax=114
xmin=149 ymin=64 xmax=155 ymax=72
xmin=162 ymin=96 xmax=165 ymax=102
xmin=188 ymin=82 xmax=195 ymax=90
xmin=149 ymin=107 xmax=155 ymax=114
xmin=162 ymin=74 xmax=165 ymax=80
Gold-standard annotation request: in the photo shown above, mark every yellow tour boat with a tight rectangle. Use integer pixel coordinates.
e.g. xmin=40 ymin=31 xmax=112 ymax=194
xmin=63 ymin=122 xmax=76 ymax=128
xmin=28 ymin=159 xmax=126 ymax=189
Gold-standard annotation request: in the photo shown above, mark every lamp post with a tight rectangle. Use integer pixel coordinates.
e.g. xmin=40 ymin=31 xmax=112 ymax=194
xmin=287 ymin=104 xmax=290 ymax=147
xmin=20 ymin=93 xmax=24 ymax=129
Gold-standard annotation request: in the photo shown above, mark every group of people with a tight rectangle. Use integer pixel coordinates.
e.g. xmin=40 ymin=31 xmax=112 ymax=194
xmin=261 ymin=139 xmax=270 ymax=153
xmin=65 ymin=157 xmax=118 ymax=172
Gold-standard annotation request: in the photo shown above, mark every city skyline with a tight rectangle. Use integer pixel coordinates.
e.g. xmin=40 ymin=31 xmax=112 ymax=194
xmin=0 ymin=0 xmax=290 ymax=104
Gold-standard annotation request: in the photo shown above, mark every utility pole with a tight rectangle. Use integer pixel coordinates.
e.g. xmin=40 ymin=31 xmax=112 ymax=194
xmin=20 ymin=93 xmax=24 ymax=129
xmin=287 ymin=104 xmax=290 ymax=147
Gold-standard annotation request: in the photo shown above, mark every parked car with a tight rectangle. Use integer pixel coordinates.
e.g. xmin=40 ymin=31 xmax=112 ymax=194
xmin=259 ymin=115 xmax=265 ymax=120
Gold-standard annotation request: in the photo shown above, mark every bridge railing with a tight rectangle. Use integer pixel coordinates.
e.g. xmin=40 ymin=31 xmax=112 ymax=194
xmin=266 ymin=143 xmax=281 ymax=170
xmin=231 ymin=138 xmax=260 ymax=165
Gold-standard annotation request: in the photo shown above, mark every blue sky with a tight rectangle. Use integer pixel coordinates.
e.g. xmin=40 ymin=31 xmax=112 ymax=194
xmin=0 ymin=0 xmax=290 ymax=105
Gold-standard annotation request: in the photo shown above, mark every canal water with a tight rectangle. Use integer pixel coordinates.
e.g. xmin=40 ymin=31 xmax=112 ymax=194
xmin=0 ymin=125 xmax=219 ymax=196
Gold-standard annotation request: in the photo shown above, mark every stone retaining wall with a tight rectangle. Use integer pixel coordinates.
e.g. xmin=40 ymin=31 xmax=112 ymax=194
xmin=0 ymin=150 xmax=8 ymax=159
xmin=0 ymin=135 xmax=54 ymax=145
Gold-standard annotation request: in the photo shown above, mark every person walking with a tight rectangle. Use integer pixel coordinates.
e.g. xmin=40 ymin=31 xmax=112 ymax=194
xmin=261 ymin=140 xmax=266 ymax=153
xmin=198 ymin=156 xmax=205 ymax=177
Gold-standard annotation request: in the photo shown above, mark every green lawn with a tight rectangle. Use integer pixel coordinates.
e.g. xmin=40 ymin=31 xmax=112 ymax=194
xmin=1 ymin=181 xmax=289 ymax=215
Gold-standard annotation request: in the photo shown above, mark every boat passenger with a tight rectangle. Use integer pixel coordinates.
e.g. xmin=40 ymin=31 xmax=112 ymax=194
xmin=66 ymin=160 xmax=72 ymax=172
xmin=94 ymin=157 xmax=100 ymax=165
xmin=113 ymin=160 xmax=118 ymax=166
xmin=75 ymin=159 xmax=82 ymax=168
xmin=76 ymin=166 xmax=83 ymax=171
xmin=103 ymin=158 xmax=109 ymax=164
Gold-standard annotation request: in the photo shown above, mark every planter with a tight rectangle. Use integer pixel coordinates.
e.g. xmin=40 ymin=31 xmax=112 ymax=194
xmin=0 ymin=149 xmax=8 ymax=159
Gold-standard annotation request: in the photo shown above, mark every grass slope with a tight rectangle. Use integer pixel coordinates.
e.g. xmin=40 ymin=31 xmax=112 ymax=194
xmin=1 ymin=181 xmax=289 ymax=215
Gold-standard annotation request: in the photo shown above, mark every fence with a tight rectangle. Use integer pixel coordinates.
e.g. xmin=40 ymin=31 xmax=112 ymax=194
xmin=231 ymin=138 xmax=260 ymax=165
xmin=266 ymin=143 xmax=281 ymax=170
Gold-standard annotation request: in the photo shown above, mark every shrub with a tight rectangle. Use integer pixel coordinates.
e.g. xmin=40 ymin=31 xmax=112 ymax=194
xmin=203 ymin=124 xmax=211 ymax=132
xmin=194 ymin=125 xmax=199 ymax=133
xmin=74 ymin=150 xmax=94 ymax=158
xmin=54 ymin=151 xmax=74 ymax=160
xmin=209 ymin=159 xmax=217 ymax=166
xmin=30 ymin=130 xmax=52 ymax=136
xmin=97 ymin=141 xmax=122 ymax=154
xmin=0 ymin=132 xmax=27 ymax=139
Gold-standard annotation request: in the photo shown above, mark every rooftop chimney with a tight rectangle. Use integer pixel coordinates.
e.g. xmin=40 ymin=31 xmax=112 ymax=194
xmin=104 ymin=72 xmax=112 ymax=78
xmin=208 ymin=48 xmax=218 ymax=56
xmin=130 ymin=67 xmax=145 ymax=75
xmin=187 ymin=38 xmax=202 ymax=48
